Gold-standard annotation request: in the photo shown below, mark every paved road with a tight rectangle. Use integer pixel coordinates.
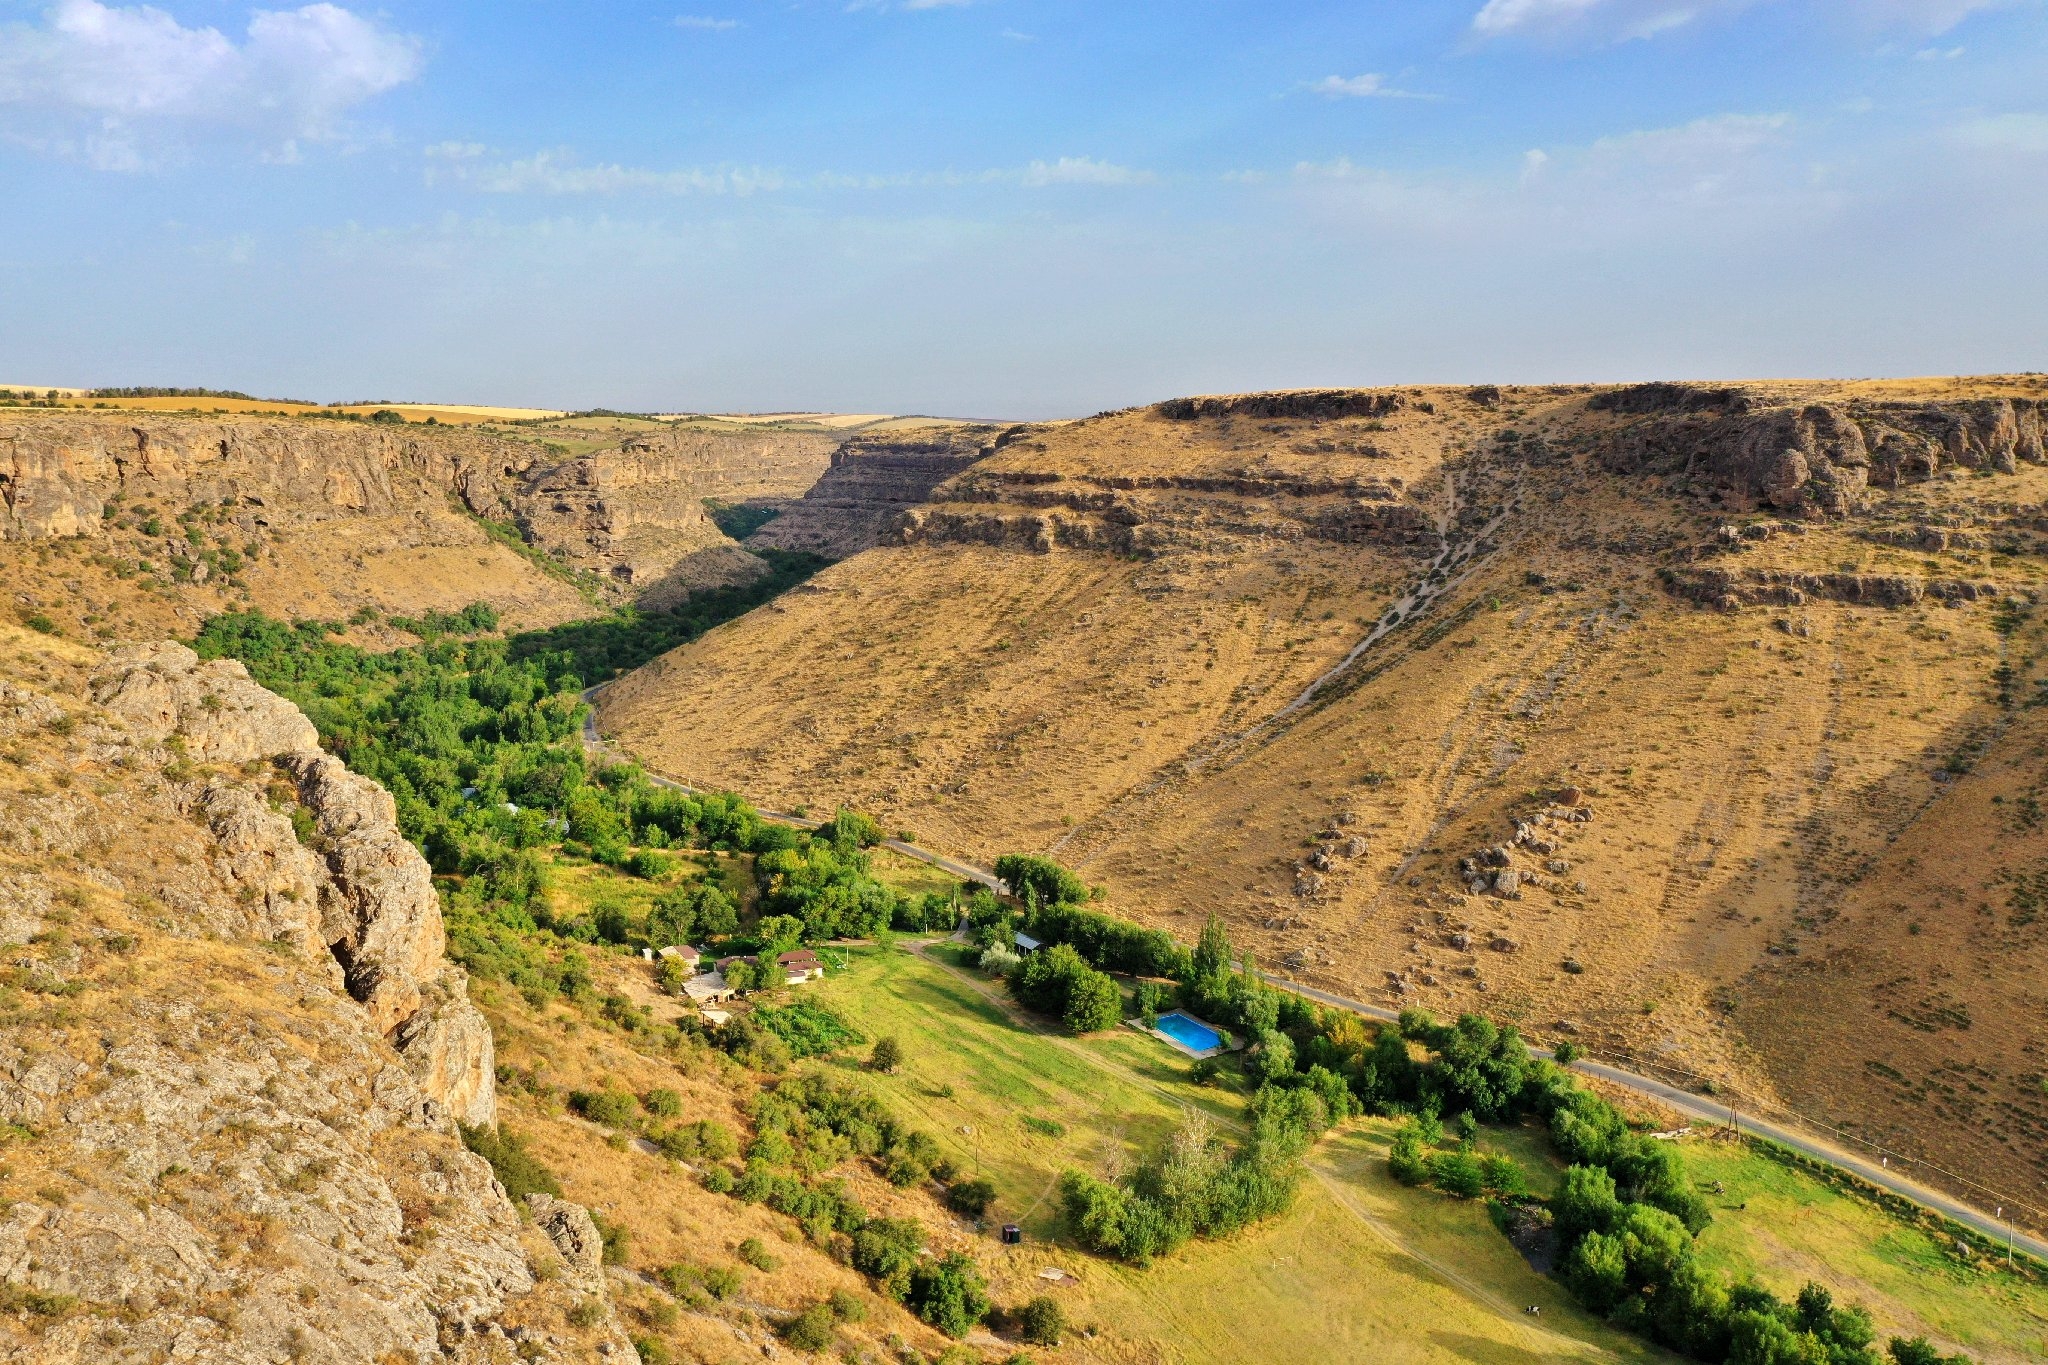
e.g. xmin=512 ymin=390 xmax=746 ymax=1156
xmin=579 ymin=686 xmax=2044 ymax=1262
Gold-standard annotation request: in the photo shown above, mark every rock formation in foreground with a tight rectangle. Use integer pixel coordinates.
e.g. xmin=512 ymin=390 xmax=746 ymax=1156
xmin=0 ymin=632 xmax=638 ymax=1363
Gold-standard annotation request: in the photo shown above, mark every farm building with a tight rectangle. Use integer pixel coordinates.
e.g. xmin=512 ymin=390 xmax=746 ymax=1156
xmin=682 ymin=971 xmax=734 ymax=1005
xmin=777 ymin=949 xmax=825 ymax=983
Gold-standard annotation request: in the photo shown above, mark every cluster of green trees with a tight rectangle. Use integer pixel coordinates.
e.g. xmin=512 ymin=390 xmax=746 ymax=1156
xmin=1059 ymin=1088 xmax=1338 ymax=1266
xmin=696 ymin=1075 xmax=991 ymax=1338
xmin=1009 ymin=942 xmax=1122 ymax=1033
xmin=198 ymin=609 xmax=937 ymax=1002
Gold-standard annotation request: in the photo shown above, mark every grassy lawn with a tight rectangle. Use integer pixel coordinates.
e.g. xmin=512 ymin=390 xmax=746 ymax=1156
xmin=806 ymin=945 xmax=1667 ymax=1365
xmin=1680 ymin=1137 xmax=2048 ymax=1363
xmin=867 ymin=846 xmax=970 ymax=900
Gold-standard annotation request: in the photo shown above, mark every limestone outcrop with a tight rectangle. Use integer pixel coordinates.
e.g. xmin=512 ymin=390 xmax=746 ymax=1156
xmin=0 ymin=643 xmax=659 ymax=1364
xmin=1594 ymin=385 xmax=2047 ymax=516
xmin=0 ymin=410 xmax=836 ymax=596
xmin=88 ymin=641 xmax=494 ymax=1127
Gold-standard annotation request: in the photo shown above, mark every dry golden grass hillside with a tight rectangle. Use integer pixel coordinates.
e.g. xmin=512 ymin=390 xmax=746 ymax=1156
xmin=600 ymin=377 xmax=2048 ymax=1222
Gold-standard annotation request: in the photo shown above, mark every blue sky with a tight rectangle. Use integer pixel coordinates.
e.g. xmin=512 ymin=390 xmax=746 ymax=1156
xmin=0 ymin=0 xmax=2043 ymax=416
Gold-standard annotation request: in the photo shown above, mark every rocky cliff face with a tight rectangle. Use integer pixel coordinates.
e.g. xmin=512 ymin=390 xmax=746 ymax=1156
xmin=1592 ymin=384 xmax=2047 ymax=516
xmin=0 ymin=631 xmax=640 ymax=1363
xmin=87 ymin=641 xmax=493 ymax=1126
xmin=887 ymin=402 xmax=1444 ymax=559
xmin=513 ymin=424 xmax=839 ymax=585
xmin=0 ymin=412 xmax=838 ymax=634
xmin=747 ymin=426 xmax=1009 ymax=557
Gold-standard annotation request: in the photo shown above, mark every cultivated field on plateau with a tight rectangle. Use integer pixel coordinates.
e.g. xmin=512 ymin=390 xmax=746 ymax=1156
xmin=598 ymin=377 xmax=2048 ymax=1225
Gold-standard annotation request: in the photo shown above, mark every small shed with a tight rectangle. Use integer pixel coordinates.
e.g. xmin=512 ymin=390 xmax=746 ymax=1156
xmin=1001 ymin=1224 xmax=1023 ymax=1245
xmin=1013 ymin=933 xmax=1043 ymax=954
xmin=657 ymin=944 xmax=702 ymax=968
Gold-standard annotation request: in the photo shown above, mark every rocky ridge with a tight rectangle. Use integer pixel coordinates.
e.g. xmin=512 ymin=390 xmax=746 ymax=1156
xmin=0 ymin=412 xmax=837 ymax=627
xmin=0 ymin=631 xmax=639 ymax=1363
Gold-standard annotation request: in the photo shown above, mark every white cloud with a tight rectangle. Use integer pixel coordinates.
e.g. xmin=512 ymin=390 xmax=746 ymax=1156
xmin=1288 ymin=109 xmax=1815 ymax=248
xmin=1472 ymin=0 xmax=2029 ymax=41
xmin=1019 ymin=156 xmax=1154 ymax=186
xmin=1470 ymin=0 xmax=1719 ymax=41
xmin=0 ymin=0 xmax=420 ymax=164
xmin=427 ymin=148 xmax=1159 ymax=196
xmin=1309 ymin=73 xmax=1433 ymax=100
xmin=1860 ymin=0 xmax=2025 ymax=33
xmin=435 ymin=150 xmax=790 ymax=196
xmin=1953 ymin=111 xmax=2048 ymax=152
xmin=673 ymin=15 xmax=739 ymax=30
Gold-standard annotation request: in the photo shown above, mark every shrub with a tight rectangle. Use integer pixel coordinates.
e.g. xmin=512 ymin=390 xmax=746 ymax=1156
xmin=1387 ymin=1125 xmax=1429 ymax=1186
xmin=458 ymin=1123 xmax=562 ymax=1201
xmin=642 ymin=1087 xmax=683 ymax=1119
xmin=908 ymin=1252 xmax=991 ymax=1337
xmin=783 ymin=1302 xmax=836 ymax=1353
xmin=1019 ymin=1295 xmax=1067 ymax=1346
xmin=828 ymin=1288 xmax=867 ymax=1322
xmin=700 ymin=1266 xmax=743 ymax=1300
xmin=851 ymin=1218 xmax=925 ymax=1299
xmin=1553 ymin=1040 xmax=1584 ymax=1065
xmin=1480 ymin=1153 xmax=1528 ymax=1196
xmin=569 ymin=1087 xmax=640 ymax=1130
xmin=701 ymin=1165 xmax=736 ymax=1194
xmin=567 ymin=1297 xmax=604 ymax=1328
xmin=1427 ymin=1149 xmax=1487 ymax=1199
xmin=978 ymin=943 xmax=1022 ymax=977
xmin=594 ymin=1213 xmax=629 ymax=1265
xmin=738 ymin=1237 xmax=778 ymax=1271
xmin=947 ymin=1178 xmax=997 ymax=1218
xmin=871 ymin=1036 xmax=904 ymax=1073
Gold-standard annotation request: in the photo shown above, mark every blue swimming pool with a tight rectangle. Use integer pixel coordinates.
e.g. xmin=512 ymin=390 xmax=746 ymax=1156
xmin=1153 ymin=1011 xmax=1222 ymax=1054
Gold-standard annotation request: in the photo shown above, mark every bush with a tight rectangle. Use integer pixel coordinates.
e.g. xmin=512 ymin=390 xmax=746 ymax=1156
xmin=594 ymin=1212 xmax=630 ymax=1265
xmin=979 ymin=943 xmax=1022 ymax=977
xmin=642 ymin=1087 xmax=683 ymax=1119
xmin=567 ymin=1297 xmax=605 ymax=1328
xmin=700 ymin=1265 xmax=743 ymax=1300
xmin=1018 ymin=1295 xmax=1066 ymax=1346
xmin=458 ymin=1123 xmax=562 ymax=1201
xmin=1387 ymin=1126 xmax=1429 ymax=1186
xmin=947 ymin=1178 xmax=997 ymax=1218
xmin=908 ymin=1252 xmax=991 ymax=1338
xmin=851 ymin=1217 xmax=925 ymax=1299
xmin=783 ymin=1302 xmax=836 ymax=1352
xmin=871 ymin=1036 xmax=904 ymax=1073
xmin=828 ymin=1288 xmax=867 ymax=1322
xmin=569 ymin=1087 xmax=640 ymax=1130
xmin=1427 ymin=1149 xmax=1487 ymax=1199
xmin=737 ymin=1237 xmax=778 ymax=1271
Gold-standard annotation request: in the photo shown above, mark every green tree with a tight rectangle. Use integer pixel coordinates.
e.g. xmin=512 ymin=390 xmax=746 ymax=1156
xmin=1063 ymin=970 xmax=1122 ymax=1033
xmin=871 ymin=1035 xmax=904 ymax=1073
xmin=947 ymin=1178 xmax=996 ymax=1217
xmin=1019 ymin=1295 xmax=1067 ymax=1346
xmin=907 ymin=1252 xmax=991 ymax=1338
xmin=782 ymin=1303 xmax=835 ymax=1353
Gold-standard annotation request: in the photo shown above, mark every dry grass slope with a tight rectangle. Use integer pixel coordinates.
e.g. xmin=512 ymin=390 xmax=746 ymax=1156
xmin=601 ymin=376 xmax=2048 ymax=1225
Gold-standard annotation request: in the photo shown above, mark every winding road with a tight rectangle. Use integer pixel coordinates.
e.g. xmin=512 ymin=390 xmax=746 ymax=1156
xmin=580 ymin=688 xmax=2047 ymax=1265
